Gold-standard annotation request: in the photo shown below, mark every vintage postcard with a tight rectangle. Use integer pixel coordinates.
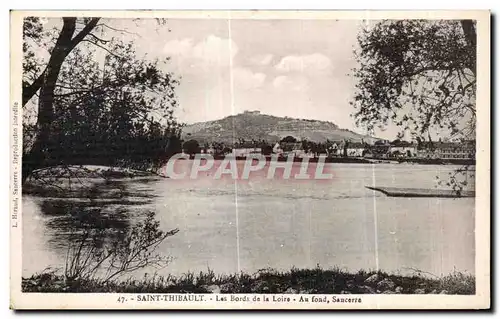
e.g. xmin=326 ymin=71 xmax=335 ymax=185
xmin=10 ymin=10 xmax=490 ymax=309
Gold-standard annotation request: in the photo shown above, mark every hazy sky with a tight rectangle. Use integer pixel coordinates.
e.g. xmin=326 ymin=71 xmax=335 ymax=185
xmin=164 ymin=19 xmax=378 ymax=133
xmin=45 ymin=18 xmax=403 ymax=139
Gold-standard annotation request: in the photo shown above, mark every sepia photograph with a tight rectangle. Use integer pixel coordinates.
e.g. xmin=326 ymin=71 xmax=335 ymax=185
xmin=10 ymin=10 xmax=490 ymax=309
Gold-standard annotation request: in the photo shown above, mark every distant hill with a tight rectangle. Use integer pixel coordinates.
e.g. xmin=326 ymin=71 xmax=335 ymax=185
xmin=181 ymin=111 xmax=378 ymax=144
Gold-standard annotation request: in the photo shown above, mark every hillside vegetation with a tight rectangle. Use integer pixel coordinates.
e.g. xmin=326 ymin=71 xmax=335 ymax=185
xmin=181 ymin=112 xmax=377 ymax=144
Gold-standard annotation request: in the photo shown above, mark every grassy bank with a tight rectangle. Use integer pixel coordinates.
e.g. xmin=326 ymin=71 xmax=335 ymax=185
xmin=22 ymin=165 xmax=163 ymax=198
xmin=22 ymin=267 xmax=475 ymax=294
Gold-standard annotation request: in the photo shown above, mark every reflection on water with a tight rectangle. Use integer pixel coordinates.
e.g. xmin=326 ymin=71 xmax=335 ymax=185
xmin=40 ymin=199 xmax=132 ymax=249
xmin=23 ymin=163 xmax=475 ymax=278
xmin=27 ymin=178 xmax=156 ymax=255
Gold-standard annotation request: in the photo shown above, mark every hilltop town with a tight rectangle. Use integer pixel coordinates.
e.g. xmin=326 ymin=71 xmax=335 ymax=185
xmin=181 ymin=110 xmax=378 ymax=145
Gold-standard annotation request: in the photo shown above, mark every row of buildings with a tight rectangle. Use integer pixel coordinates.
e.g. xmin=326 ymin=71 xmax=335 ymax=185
xmin=205 ymin=139 xmax=476 ymax=160
xmin=360 ymin=140 xmax=476 ymax=160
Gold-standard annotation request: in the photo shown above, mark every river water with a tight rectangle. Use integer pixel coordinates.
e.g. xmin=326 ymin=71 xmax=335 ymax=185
xmin=22 ymin=162 xmax=475 ymax=278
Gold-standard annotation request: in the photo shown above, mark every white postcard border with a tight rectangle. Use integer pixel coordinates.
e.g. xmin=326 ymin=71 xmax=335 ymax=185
xmin=9 ymin=9 xmax=491 ymax=310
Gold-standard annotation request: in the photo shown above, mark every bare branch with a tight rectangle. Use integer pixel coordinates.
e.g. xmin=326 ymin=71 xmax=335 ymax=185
xmin=82 ymin=39 xmax=122 ymax=58
xmin=96 ymin=23 xmax=141 ymax=37
xmin=23 ymin=69 xmax=45 ymax=106
xmin=87 ymin=33 xmax=110 ymax=44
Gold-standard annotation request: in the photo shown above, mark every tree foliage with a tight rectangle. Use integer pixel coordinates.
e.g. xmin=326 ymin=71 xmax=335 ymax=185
xmin=182 ymin=140 xmax=201 ymax=156
xmin=280 ymin=136 xmax=298 ymax=143
xmin=22 ymin=17 xmax=181 ymax=178
xmin=49 ymin=41 xmax=180 ymax=168
xmin=351 ymin=20 xmax=476 ymax=139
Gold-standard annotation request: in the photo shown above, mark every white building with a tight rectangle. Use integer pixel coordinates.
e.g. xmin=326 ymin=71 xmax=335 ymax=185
xmin=232 ymin=148 xmax=262 ymax=157
xmin=389 ymin=145 xmax=417 ymax=158
xmin=346 ymin=143 xmax=366 ymax=157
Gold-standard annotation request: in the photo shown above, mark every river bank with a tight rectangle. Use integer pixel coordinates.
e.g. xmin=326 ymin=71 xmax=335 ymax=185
xmin=22 ymin=165 xmax=164 ymax=197
xmin=197 ymin=155 xmax=475 ymax=166
xmin=22 ymin=267 xmax=474 ymax=294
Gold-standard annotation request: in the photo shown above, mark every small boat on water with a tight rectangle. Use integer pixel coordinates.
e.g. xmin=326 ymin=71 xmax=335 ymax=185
xmin=366 ymin=186 xmax=475 ymax=198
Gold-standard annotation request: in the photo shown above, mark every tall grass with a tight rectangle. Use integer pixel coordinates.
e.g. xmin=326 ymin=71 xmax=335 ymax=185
xmin=22 ymin=266 xmax=475 ymax=295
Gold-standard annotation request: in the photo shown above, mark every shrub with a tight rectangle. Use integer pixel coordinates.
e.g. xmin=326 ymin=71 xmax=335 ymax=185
xmin=64 ymin=211 xmax=178 ymax=284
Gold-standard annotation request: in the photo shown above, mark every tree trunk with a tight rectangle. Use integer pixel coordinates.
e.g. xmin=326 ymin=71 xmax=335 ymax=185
xmin=22 ymin=17 xmax=101 ymax=183
xmin=22 ymin=18 xmax=77 ymax=183
xmin=460 ymin=20 xmax=477 ymax=76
